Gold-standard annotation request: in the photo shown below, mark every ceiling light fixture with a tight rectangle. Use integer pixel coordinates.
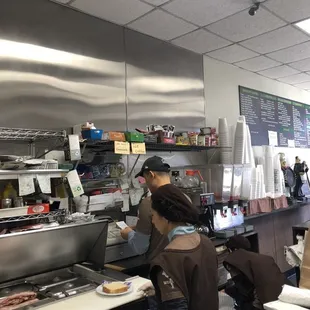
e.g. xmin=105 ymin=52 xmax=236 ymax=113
xmin=295 ymin=18 xmax=310 ymax=34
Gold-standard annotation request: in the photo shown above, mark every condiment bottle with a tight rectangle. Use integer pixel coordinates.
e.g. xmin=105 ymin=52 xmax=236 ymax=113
xmin=3 ymin=182 xmax=18 ymax=200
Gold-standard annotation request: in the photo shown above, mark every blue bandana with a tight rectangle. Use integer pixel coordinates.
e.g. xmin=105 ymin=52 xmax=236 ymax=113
xmin=168 ymin=225 xmax=196 ymax=242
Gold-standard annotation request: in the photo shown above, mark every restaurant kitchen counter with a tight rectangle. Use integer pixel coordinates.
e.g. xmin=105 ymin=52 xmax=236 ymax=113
xmin=38 ymin=276 xmax=150 ymax=310
xmin=244 ymin=201 xmax=310 ymax=221
xmin=245 ymin=202 xmax=310 ymax=272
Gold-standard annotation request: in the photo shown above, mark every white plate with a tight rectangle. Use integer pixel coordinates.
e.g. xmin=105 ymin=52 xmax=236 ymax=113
xmin=96 ymin=283 xmax=133 ymax=297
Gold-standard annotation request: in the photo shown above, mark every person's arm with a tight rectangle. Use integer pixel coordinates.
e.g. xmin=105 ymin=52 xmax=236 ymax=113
xmin=156 ymin=268 xmax=188 ymax=310
xmin=120 ymin=197 xmax=152 ymax=255
xmin=127 ymin=230 xmax=150 ymax=255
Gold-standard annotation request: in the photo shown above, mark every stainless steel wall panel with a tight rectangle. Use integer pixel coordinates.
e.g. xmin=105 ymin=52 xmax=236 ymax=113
xmin=0 ymin=0 xmax=126 ymax=130
xmin=125 ymin=29 xmax=206 ymax=132
xmin=0 ymin=0 xmax=206 ymax=132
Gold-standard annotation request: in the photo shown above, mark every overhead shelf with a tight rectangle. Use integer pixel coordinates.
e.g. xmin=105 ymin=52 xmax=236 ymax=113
xmin=0 ymin=169 xmax=68 ymax=180
xmin=0 ymin=127 xmax=66 ymax=142
xmin=81 ymin=141 xmax=221 ymax=152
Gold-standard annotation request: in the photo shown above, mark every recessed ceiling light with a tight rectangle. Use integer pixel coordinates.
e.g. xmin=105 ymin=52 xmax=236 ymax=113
xmin=295 ymin=18 xmax=310 ymax=34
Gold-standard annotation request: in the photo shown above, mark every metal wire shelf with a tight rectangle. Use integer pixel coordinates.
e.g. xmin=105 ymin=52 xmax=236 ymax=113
xmin=0 ymin=209 xmax=67 ymax=223
xmin=0 ymin=127 xmax=66 ymax=142
xmin=81 ymin=141 xmax=221 ymax=152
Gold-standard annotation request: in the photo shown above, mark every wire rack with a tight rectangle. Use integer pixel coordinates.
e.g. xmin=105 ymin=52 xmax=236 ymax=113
xmin=0 ymin=209 xmax=67 ymax=224
xmin=81 ymin=140 xmax=221 ymax=152
xmin=0 ymin=127 xmax=67 ymax=142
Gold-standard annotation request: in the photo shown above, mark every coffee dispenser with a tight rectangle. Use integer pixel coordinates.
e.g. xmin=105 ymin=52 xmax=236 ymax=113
xmin=198 ymin=193 xmax=215 ymax=238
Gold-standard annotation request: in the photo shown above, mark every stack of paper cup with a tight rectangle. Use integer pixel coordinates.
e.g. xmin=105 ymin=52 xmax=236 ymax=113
xmin=246 ymin=125 xmax=255 ymax=168
xmin=230 ymin=124 xmax=236 ymax=164
xmin=241 ymin=166 xmax=252 ymax=200
xmin=250 ymin=167 xmax=257 ymax=200
xmin=280 ymin=168 xmax=286 ymax=195
xmin=255 ymin=165 xmax=266 ymax=198
xmin=233 ymin=120 xmax=246 ymax=164
xmin=243 ymin=126 xmax=249 ymax=164
xmin=238 ymin=115 xmax=246 ymax=123
xmin=259 ymin=164 xmax=266 ymax=198
xmin=219 ymin=118 xmax=231 ymax=164
xmin=264 ymin=146 xmax=275 ymax=195
xmin=257 ymin=156 xmax=264 ymax=166
xmin=274 ymin=153 xmax=283 ymax=197
xmin=256 ymin=167 xmax=261 ymax=199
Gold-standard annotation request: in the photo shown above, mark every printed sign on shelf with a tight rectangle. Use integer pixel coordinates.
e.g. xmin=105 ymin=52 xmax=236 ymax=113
xmin=131 ymin=142 xmax=146 ymax=154
xmin=114 ymin=141 xmax=130 ymax=155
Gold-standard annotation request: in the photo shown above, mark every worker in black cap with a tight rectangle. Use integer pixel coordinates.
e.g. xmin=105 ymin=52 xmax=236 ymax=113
xmin=120 ymin=156 xmax=172 ymax=272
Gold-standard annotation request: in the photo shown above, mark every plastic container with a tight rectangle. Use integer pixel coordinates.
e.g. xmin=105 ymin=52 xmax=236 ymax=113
xmin=81 ymin=129 xmax=103 ymax=140
xmin=144 ymin=134 xmax=158 ymax=143
xmin=125 ymin=132 xmax=144 ymax=142
xmin=171 ymin=171 xmax=183 ymax=187
xmin=206 ymin=164 xmax=233 ymax=203
xmin=182 ymin=170 xmax=203 ymax=188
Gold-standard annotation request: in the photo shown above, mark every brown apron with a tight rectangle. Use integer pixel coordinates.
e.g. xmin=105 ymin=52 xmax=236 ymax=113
xmin=224 ymin=249 xmax=285 ymax=304
xmin=150 ymin=234 xmax=219 ymax=310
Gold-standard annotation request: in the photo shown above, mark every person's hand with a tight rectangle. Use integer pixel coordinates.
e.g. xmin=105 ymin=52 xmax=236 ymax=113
xmin=120 ymin=227 xmax=133 ymax=240
xmin=138 ymin=282 xmax=155 ymax=297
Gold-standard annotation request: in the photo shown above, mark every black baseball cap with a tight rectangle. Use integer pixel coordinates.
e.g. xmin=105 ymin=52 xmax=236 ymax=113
xmin=135 ymin=156 xmax=171 ymax=178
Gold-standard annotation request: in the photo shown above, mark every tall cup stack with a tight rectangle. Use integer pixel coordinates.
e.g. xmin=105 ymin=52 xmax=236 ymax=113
xmin=233 ymin=120 xmax=246 ymax=165
xmin=219 ymin=118 xmax=231 ymax=164
xmin=230 ymin=124 xmax=236 ymax=164
xmin=274 ymin=153 xmax=283 ymax=197
xmin=246 ymin=125 xmax=255 ymax=168
xmin=264 ymin=146 xmax=275 ymax=195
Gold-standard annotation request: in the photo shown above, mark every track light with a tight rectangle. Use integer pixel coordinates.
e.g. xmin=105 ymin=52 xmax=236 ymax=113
xmin=249 ymin=2 xmax=260 ymax=16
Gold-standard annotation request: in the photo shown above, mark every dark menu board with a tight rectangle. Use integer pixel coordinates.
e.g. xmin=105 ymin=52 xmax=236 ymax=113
xmin=239 ymin=86 xmax=310 ymax=148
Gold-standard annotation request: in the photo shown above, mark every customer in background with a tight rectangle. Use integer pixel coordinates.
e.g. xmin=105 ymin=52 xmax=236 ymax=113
xmin=139 ymin=184 xmax=219 ymax=310
xmin=224 ymin=235 xmax=287 ymax=310
xmin=120 ymin=156 xmax=171 ymax=266
xmin=293 ymin=156 xmax=308 ymax=200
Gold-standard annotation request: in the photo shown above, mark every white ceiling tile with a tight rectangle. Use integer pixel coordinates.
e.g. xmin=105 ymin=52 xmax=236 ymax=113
xmin=128 ymin=10 xmax=197 ymax=41
xmin=171 ymin=29 xmax=231 ymax=54
xmin=240 ymin=25 xmax=309 ymax=54
xmin=294 ymin=81 xmax=310 ymax=90
xmin=267 ymin=41 xmax=310 ymax=63
xmin=71 ymin=0 xmax=153 ymax=25
xmin=258 ymin=65 xmax=299 ymax=79
xmin=142 ymin=0 xmax=170 ymax=5
xmin=206 ymin=44 xmax=258 ymax=63
xmin=235 ymin=56 xmax=281 ymax=72
xmin=290 ymin=58 xmax=310 ymax=71
xmin=277 ymin=73 xmax=310 ymax=84
xmin=264 ymin=0 xmax=310 ymax=23
xmin=162 ymin=0 xmax=251 ymax=27
xmin=206 ymin=8 xmax=286 ymax=42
